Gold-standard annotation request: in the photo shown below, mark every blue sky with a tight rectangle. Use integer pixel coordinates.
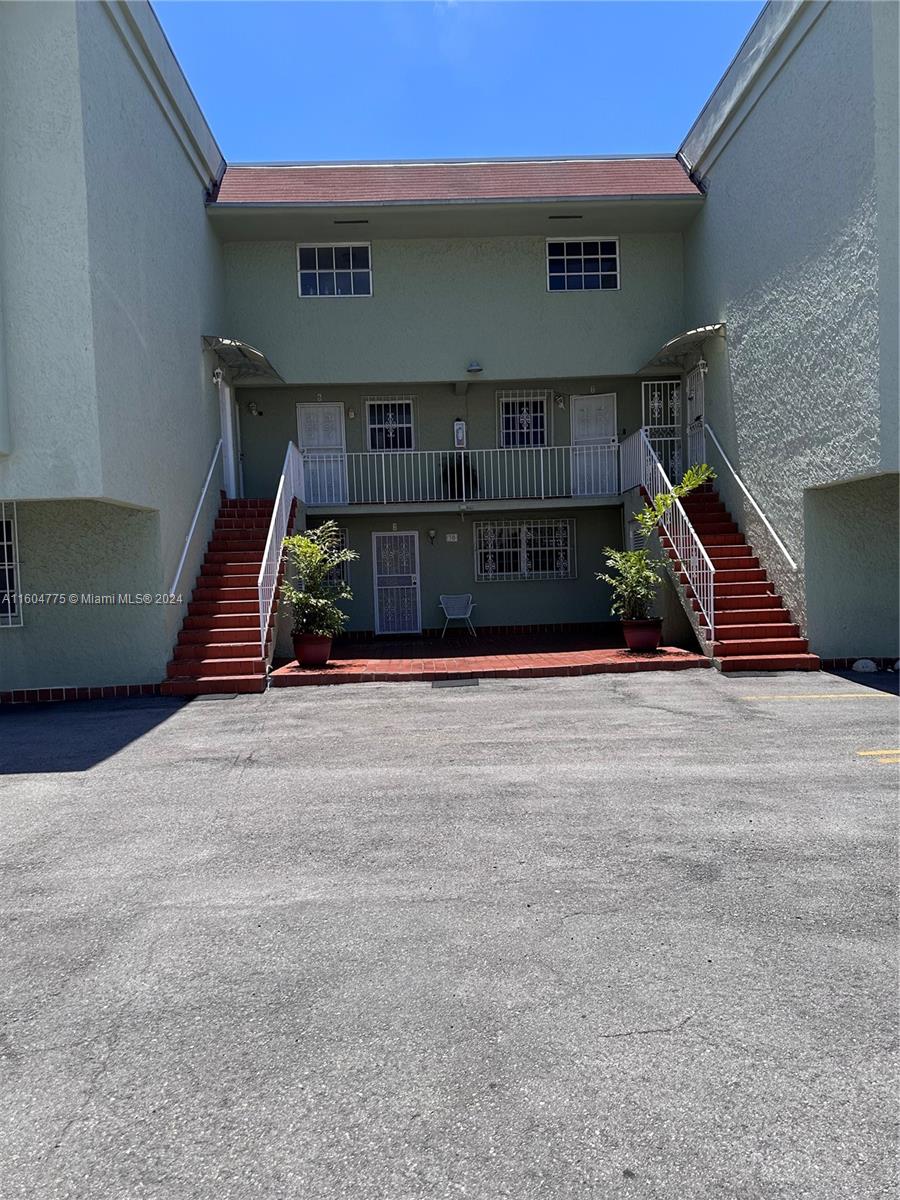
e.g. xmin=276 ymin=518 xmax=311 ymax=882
xmin=152 ymin=1 xmax=765 ymax=163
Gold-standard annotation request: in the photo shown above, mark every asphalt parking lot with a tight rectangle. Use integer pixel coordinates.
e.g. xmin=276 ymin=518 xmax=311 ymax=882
xmin=1 ymin=670 xmax=897 ymax=1199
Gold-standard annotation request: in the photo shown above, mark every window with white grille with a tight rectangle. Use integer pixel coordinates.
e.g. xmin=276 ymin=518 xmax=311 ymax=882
xmin=327 ymin=528 xmax=350 ymax=586
xmin=474 ymin=518 xmax=576 ymax=582
xmin=366 ymin=397 xmax=415 ymax=451
xmin=547 ymin=238 xmax=619 ymax=292
xmin=1 ymin=502 xmax=22 ymax=628
xmin=497 ymin=390 xmax=549 ymax=448
xmin=297 ymin=243 xmax=372 ymax=297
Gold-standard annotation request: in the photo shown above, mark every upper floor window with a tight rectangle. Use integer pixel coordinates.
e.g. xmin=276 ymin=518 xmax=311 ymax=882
xmin=498 ymin=390 xmax=549 ymax=448
xmin=298 ymin=243 xmax=372 ymax=297
xmin=366 ymin=397 xmax=415 ymax=451
xmin=547 ymin=239 xmax=619 ymax=292
xmin=0 ymin=502 xmax=22 ymax=628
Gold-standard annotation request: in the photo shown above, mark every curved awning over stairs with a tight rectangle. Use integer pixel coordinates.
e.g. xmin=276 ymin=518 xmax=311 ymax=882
xmin=640 ymin=323 xmax=726 ymax=371
xmin=202 ymin=336 xmax=284 ymax=382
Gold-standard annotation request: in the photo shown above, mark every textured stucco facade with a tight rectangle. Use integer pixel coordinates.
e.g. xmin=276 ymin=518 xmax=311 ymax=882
xmin=0 ymin=1 xmax=227 ymax=688
xmin=224 ymin=233 xmax=684 ymax=385
xmin=680 ymin=0 xmax=898 ymax=654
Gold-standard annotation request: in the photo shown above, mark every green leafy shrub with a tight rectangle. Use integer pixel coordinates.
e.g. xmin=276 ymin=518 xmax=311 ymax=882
xmin=597 ymin=464 xmax=716 ymax=621
xmin=280 ymin=520 xmax=359 ymax=638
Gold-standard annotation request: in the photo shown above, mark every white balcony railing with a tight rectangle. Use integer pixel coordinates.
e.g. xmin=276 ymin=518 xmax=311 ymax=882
xmin=301 ymin=444 xmax=620 ymax=507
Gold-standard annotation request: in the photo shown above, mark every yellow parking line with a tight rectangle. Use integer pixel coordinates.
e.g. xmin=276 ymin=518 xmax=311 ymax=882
xmin=857 ymin=749 xmax=900 ymax=756
xmin=744 ymin=696 xmax=897 ymax=700
xmin=877 ymin=757 xmax=900 ymax=765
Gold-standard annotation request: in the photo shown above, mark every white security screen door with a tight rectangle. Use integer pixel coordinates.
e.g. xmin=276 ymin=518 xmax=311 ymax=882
xmin=642 ymin=380 xmax=682 ymax=481
xmin=373 ymin=532 xmax=421 ymax=635
xmin=571 ymin=394 xmax=618 ymax=495
xmin=685 ymin=369 xmax=705 ymax=466
xmin=298 ymin=403 xmax=348 ymax=504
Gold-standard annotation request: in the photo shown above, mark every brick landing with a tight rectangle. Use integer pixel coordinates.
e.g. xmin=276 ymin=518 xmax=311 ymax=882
xmin=271 ymin=634 xmax=709 ymax=687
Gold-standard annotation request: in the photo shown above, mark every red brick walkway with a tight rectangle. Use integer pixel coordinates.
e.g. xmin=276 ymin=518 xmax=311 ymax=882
xmin=270 ymin=633 xmax=709 ymax=687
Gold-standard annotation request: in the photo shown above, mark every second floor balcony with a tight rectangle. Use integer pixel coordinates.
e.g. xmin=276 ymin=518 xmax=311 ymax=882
xmin=300 ymin=443 xmax=621 ymax=508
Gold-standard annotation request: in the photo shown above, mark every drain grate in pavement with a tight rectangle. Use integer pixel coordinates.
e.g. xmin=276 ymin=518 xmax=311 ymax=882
xmin=431 ymin=678 xmax=480 ymax=689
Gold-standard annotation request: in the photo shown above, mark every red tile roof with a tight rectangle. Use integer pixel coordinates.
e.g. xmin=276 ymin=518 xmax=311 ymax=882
xmin=213 ymin=158 xmax=699 ymax=206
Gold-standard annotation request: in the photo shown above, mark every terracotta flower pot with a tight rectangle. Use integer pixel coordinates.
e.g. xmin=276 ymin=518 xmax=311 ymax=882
xmin=292 ymin=634 xmax=332 ymax=667
xmin=621 ymin=618 xmax=663 ymax=652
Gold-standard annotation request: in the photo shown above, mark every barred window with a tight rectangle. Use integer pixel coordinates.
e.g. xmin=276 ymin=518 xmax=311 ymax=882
xmin=297 ymin=243 xmax=372 ymax=297
xmin=327 ymin=528 xmax=350 ymax=586
xmin=366 ymin=397 xmax=415 ymax=451
xmin=474 ymin=519 xmax=576 ymax=582
xmin=1 ymin=502 xmax=22 ymax=627
xmin=497 ymin=390 xmax=549 ymax=448
xmin=547 ymin=238 xmax=619 ymax=292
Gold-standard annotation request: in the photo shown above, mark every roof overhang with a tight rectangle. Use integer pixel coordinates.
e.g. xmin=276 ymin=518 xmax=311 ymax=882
xmin=640 ymin=323 xmax=726 ymax=371
xmin=206 ymin=195 xmax=704 ymax=242
xmin=203 ymin=336 xmax=284 ymax=382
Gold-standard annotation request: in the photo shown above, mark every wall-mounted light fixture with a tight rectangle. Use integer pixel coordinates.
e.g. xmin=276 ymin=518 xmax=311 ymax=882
xmin=554 ymin=392 xmax=567 ymax=410
xmin=248 ymin=401 xmax=262 ymax=417
xmin=427 ymin=529 xmax=437 ymax=545
xmin=466 ymin=361 xmax=483 ymax=374
xmin=348 ymin=409 xmax=356 ymax=420
xmin=212 ymin=367 xmax=224 ymax=386
xmin=697 ymin=356 xmax=708 ymax=375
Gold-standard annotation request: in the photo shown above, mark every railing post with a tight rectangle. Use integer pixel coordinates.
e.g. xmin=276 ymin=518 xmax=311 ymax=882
xmin=460 ymin=450 xmax=467 ymax=503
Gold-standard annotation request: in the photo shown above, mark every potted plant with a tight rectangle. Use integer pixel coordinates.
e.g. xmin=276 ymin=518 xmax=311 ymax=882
xmin=280 ymin=520 xmax=359 ymax=667
xmin=597 ymin=464 xmax=715 ymax=652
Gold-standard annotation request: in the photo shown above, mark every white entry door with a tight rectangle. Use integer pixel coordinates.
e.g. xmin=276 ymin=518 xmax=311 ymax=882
xmin=685 ymin=368 xmax=705 ymax=466
xmin=298 ymin=403 xmax=348 ymax=504
xmin=373 ymin=531 xmax=421 ymax=635
xmin=571 ymin=393 xmax=618 ymax=495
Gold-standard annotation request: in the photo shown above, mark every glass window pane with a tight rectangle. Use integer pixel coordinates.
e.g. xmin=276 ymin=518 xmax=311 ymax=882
xmin=600 ymin=241 xmax=617 ymax=256
xmin=601 ymin=257 xmax=617 ymax=272
xmin=316 ymin=246 xmax=334 ymax=269
xmin=583 ymin=257 xmax=600 ymax=273
xmin=548 ymin=275 xmax=565 ymax=291
xmin=582 ymin=241 xmax=599 ymax=256
xmin=584 ymin=274 xmax=600 ymax=290
xmin=334 ymin=246 xmax=352 ymax=269
xmin=548 ymin=258 xmax=565 ymax=275
xmin=335 ymin=272 xmax=353 ymax=295
xmin=298 ymin=247 xmax=316 ymax=270
xmin=547 ymin=242 xmax=564 ymax=257
xmin=352 ymin=271 xmax=371 ymax=295
xmin=566 ymin=274 xmax=584 ymax=290
xmin=351 ymin=245 xmax=370 ymax=269
xmin=600 ymin=274 xmax=618 ymax=290
xmin=565 ymin=242 xmax=582 ymax=256
xmin=318 ymin=272 xmax=336 ymax=295
xmin=300 ymin=272 xmax=318 ymax=296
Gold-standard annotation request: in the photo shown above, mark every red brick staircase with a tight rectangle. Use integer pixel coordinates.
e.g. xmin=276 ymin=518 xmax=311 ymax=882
xmin=161 ymin=497 xmax=279 ymax=696
xmin=665 ymin=485 xmax=820 ymax=673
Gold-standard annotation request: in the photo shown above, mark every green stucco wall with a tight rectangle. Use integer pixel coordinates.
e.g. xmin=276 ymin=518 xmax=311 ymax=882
xmin=237 ymin=377 xmax=645 ymax=500
xmin=681 ymin=0 xmax=898 ymax=647
xmin=225 ymin=233 xmax=683 ymax=385
xmin=0 ymin=500 xmax=171 ymax=691
xmin=803 ymin=474 xmax=899 ymax=660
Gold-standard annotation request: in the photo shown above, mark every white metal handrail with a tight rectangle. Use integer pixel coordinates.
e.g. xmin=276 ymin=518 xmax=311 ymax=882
xmin=300 ymin=444 xmax=619 ymax=506
xmin=621 ymin=429 xmax=717 ymax=640
xmin=168 ymin=439 xmax=223 ymax=596
xmin=257 ymin=442 xmax=304 ymax=657
xmin=705 ymin=423 xmax=798 ymax=572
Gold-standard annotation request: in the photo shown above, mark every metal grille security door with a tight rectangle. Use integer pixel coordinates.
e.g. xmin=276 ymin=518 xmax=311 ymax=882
xmin=685 ymin=369 xmax=705 ymax=467
xmin=373 ymin=532 xmax=421 ymax=634
xmin=642 ymin=380 xmax=682 ymax=481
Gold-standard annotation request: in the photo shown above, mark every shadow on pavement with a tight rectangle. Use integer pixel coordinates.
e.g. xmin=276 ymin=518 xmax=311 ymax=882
xmin=0 ymin=698 xmax=186 ymax=774
xmin=825 ymin=670 xmax=899 ymax=696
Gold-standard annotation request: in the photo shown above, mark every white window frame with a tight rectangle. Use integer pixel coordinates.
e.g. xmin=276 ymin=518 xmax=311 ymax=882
xmin=474 ymin=518 xmax=576 ymax=583
xmin=0 ymin=501 xmax=22 ymax=628
xmin=545 ymin=236 xmax=620 ymax=293
xmin=364 ymin=396 xmax=416 ymax=452
xmin=297 ymin=242 xmax=373 ymax=299
xmin=497 ymin=390 xmax=551 ymax=449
